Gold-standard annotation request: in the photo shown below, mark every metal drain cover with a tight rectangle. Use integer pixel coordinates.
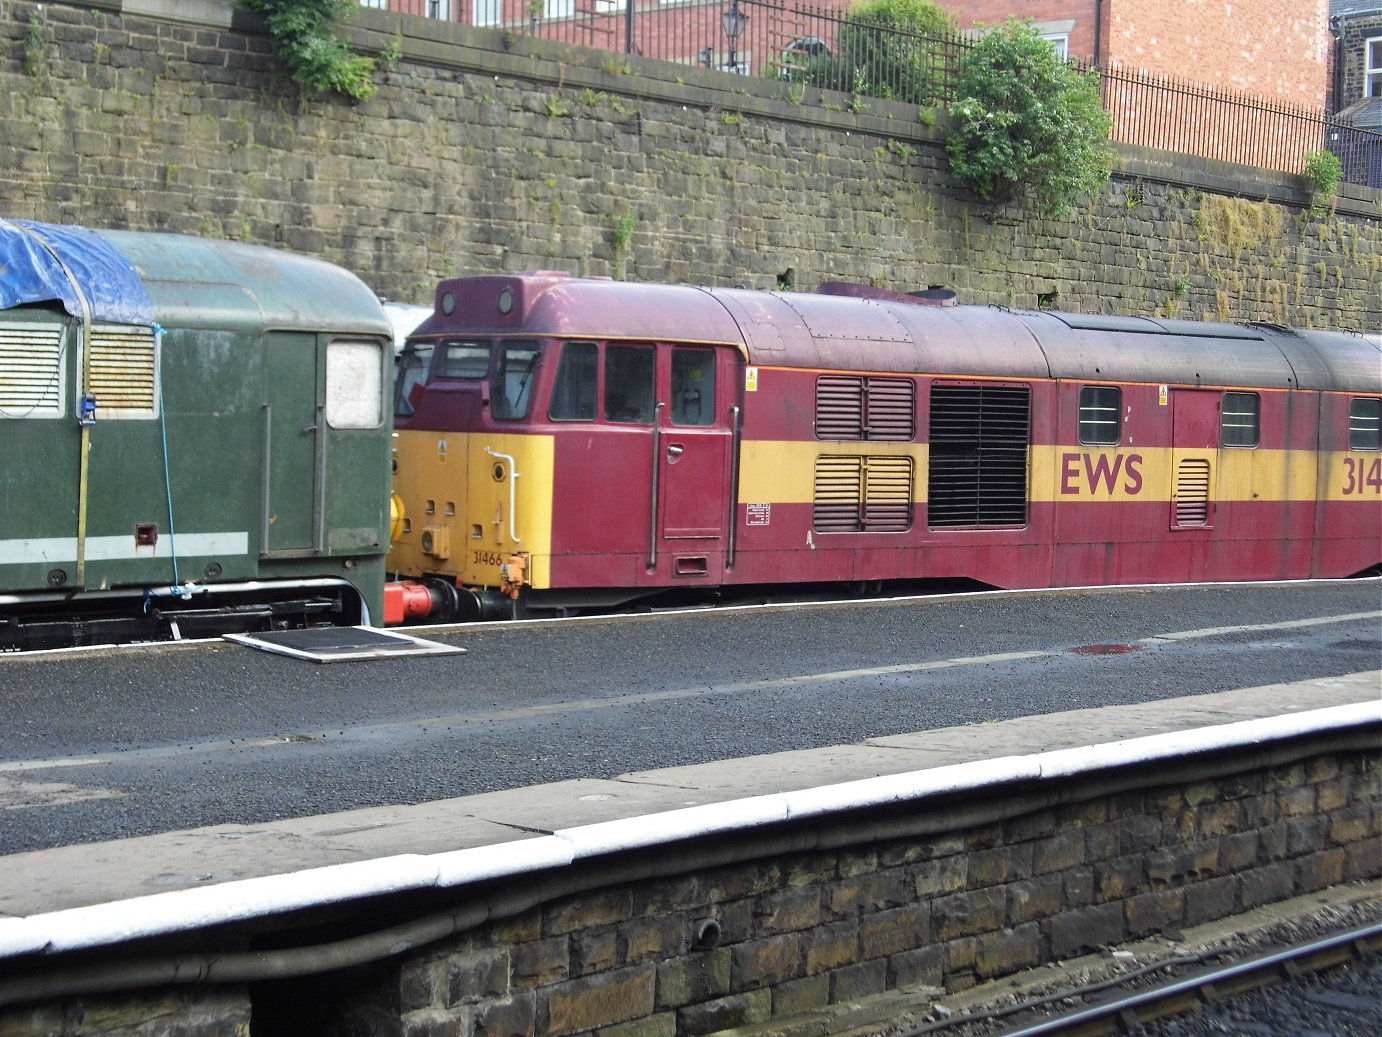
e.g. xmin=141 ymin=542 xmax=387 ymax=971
xmin=224 ymin=626 xmax=467 ymax=663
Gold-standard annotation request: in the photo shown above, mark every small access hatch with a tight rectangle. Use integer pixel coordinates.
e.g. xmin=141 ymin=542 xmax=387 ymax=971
xmin=224 ymin=626 xmax=466 ymax=663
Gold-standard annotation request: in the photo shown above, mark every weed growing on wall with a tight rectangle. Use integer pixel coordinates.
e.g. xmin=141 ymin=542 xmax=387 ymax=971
xmin=22 ymin=5 xmax=45 ymax=78
xmin=1302 ymin=149 xmax=1343 ymax=217
xmin=946 ymin=20 xmax=1113 ymax=216
xmin=244 ymin=0 xmax=382 ymax=101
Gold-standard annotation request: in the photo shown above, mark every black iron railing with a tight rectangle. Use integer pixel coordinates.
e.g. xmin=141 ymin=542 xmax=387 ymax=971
xmin=505 ymin=0 xmax=1381 ymax=187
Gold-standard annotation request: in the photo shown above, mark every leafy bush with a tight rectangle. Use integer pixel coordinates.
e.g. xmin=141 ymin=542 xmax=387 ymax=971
xmin=1301 ymin=149 xmax=1343 ymax=215
xmin=946 ymin=20 xmax=1113 ymax=215
xmin=244 ymin=0 xmax=381 ymax=101
xmin=782 ymin=0 xmax=954 ymax=106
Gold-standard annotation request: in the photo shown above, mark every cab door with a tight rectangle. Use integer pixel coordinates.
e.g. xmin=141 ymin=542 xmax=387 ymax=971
xmin=263 ymin=332 xmax=318 ymax=554
xmin=654 ymin=345 xmax=734 ymax=580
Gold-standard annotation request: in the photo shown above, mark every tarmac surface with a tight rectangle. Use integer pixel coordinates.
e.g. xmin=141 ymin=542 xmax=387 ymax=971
xmin=0 ymin=668 xmax=1375 ymax=922
xmin=1 ymin=581 xmax=1378 ymax=856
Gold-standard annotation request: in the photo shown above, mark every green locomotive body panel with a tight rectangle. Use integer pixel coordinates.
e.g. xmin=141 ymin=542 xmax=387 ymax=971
xmin=1 ymin=222 xmax=393 ymax=645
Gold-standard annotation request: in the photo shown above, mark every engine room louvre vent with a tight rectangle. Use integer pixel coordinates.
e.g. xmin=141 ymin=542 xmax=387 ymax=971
xmin=927 ymin=384 xmax=1031 ymax=528
xmin=1174 ymin=458 xmax=1212 ymax=526
xmin=815 ymin=375 xmax=915 ymax=441
xmin=88 ymin=325 xmax=158 ymax=416
xmin=0 ymin=324 xmax=64 ymax=416
xmin=813 ymin=455 xmax=914 ymax=532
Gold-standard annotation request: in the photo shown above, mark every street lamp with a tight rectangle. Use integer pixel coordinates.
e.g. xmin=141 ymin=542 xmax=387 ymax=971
xmin=721 ymin=0 xmax=748 ymax=74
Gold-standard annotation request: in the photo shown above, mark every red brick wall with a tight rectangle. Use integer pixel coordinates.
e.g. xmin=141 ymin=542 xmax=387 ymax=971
xmin=1107 ymin=0 xmax=1329 ymax=108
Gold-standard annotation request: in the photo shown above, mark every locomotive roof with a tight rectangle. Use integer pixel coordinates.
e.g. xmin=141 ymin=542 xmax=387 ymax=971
xmin=1 ymin=220 xmax=390 ymax=336
xmin=419 ymin=274 xmax=1381 ymax=394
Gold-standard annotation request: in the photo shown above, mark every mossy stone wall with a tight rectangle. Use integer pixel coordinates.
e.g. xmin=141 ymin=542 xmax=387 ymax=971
xmin=1 ymin=0 xmax=1378 ymax=329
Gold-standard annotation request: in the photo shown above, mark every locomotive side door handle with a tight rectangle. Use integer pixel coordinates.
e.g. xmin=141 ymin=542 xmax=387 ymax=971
xmin=666 ymin=444 xmax=684 ymax=461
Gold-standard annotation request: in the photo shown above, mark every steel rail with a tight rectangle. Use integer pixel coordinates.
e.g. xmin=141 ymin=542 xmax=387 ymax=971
xmin=984 ymin=922 xmax=1382 ymax=1037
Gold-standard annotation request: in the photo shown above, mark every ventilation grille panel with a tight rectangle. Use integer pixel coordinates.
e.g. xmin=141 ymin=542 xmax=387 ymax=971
xmin=89 ymin=324 xmax=158 ymax=416
xmin=1174 ymin=458 xmax=1212 ymax=526
xmin=813 ymin=455 xmax=914 ymax=533
xmin=815 ymin=375 xmax=915 ymax=441
xmin=927 ymin=385 xmax=1031 ymax=528
xmin=0 ymin=324 xmax=65 ymax=417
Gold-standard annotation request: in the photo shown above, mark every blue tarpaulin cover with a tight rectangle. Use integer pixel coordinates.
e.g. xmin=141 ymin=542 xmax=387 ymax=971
xmin=0 ymin=219 xmax=155 ymax=326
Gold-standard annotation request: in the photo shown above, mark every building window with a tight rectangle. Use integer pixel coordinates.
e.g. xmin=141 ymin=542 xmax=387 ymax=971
xmin=425 ymin=0 xmax=452 ymax=18
xmin=472 ymin=0 xmax=500 ymax=25
xmin=1368 ymin=37 xmax=1382 ymax=98
xmin=359 ymin=0 xmax=387 ymax=9
xmin=1350 ymin=397 xmax=1381 ymax=450
xmin=1078 ymin=386 xmax=1121 ymax=445
xmin=1040 ymin=33 xmax=1069 ymax=60
xmin=1221 ymin=392 xmax=1259 ymax=447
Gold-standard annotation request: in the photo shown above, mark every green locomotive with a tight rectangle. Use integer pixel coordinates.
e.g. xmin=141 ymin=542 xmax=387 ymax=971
xmin=0 ymin=220 xmax=394 ymax=650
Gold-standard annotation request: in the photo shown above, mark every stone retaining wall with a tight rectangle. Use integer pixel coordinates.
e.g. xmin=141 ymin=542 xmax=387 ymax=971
xmin=0 ymin=1 xmax=1379 ymax=328
xmin=2 ymin=743 xmax=1374 ymax=1036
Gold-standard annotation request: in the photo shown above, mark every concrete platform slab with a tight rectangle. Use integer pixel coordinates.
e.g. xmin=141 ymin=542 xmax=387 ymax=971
xmin=0 ymin=671 xmax=1376 ymax=921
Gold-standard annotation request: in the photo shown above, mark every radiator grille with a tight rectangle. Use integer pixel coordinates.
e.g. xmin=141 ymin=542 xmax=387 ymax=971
xmin=927 ymin=385 xmax=1030 ymax=527
xmin=813 ymin=455 xmax=914 ymax=532
xmin=0 ymin=324 xmax=65 ymax=416
xmin=89 ymin=324 xmax=158 ymax=415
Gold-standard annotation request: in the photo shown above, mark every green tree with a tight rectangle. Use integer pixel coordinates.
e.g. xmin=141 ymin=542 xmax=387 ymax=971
xmin=244 ymin=0 xmax=381 ymax=101
xmin=784 ymin=0 xmax=954 ymax=105
xmin=946 ymin=20 xmax=1113 ymax=215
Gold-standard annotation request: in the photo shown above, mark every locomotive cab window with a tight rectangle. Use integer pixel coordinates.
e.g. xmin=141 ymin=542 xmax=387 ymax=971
xmin=492 ymin=340 xmax=541 ymax=420
xmin=1350 ymin=397 xmax=1381 ymax=450
xmin=605 ymin=345 xmax=655 ymax=423
xmin=1221 ymin=392 xmax=1259 ymax=447
xmin=671 ymin=347 xmax=715 ymax=426
xmin=438 ymin=339 xmax=491 ymax=379
xmin=394 ymin=342 xmax=433 ymax=418
xmin=549 ymin=341 xmax=598 ymax=421
xmin=326 ymin=339 xmax=385 ymax=429
xmin=1078 ymin=386 xmax=1121 ymax=445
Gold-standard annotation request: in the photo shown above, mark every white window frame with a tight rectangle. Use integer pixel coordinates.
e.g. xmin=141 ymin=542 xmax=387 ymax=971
xmin=1040 ymin=32 xmax=1069 ymax=60
xmin=358 ymin=0 xmax=387 ymax=10
xmin=472 ymin=0 xmax=501 ymax=26
xmin=424 ymin=0 xmax=452 ymax=19
xmin=1367 ymin=36 xmax=1382 ymax=98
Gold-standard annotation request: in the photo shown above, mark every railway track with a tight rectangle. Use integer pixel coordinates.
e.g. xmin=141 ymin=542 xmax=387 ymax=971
xmin=891 ymin=920 xmax=1382 ymax=1037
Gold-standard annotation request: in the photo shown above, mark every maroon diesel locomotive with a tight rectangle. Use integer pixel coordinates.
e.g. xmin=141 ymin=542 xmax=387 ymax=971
xmin=383 ymin=274 xmax=1381 ymax=622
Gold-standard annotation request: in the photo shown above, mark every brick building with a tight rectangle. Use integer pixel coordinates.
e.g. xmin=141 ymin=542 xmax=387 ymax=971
xmin=933 ymin=0 xmax=1330 ymax=110
xmin=366 ymin=1 xmax=1330 ymax=109
xmin=1328 ymin=1 xmax=1382 ymax=182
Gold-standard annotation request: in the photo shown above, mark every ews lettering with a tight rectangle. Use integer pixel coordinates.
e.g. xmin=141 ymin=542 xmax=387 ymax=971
xmin=1061 ymin=452 xmax=1145 ymax=495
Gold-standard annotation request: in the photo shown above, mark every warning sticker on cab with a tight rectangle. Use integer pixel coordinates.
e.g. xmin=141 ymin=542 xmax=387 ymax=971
xmin=746 ymin=503 xmax=771 ymax=526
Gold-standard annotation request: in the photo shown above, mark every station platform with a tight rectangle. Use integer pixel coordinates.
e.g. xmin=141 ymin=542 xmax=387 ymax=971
xmin=0 ymin=670 xmax=1377 ymax=922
